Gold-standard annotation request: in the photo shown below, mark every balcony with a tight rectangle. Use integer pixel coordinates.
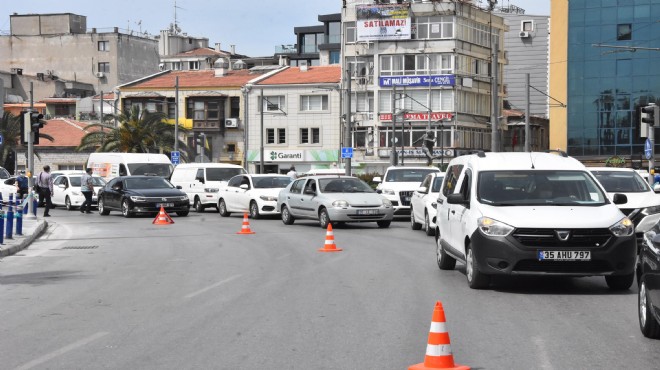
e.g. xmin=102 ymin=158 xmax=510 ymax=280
xmin=275 ymin=45 xmax=298 ymax=54
xmin=192 ymin=120 xmax=223 ymax=131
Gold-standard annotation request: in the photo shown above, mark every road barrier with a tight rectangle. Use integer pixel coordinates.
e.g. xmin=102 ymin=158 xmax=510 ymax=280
xmin=236 ymin=213 xmax=255 ymax=234
xmin=318 ymin=224 xmax=342 ymax=252
xmin=5 ymin=194 xmax=13 ymax=240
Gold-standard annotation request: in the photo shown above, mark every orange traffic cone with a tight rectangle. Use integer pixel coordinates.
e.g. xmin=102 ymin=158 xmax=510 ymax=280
xmin=318 ymin=224 xmax=342 ymax=252
xmin=409 ymin=301 xmax=470 ymax=370
xmin=153 ymin=206 xmax=175 ymax=225
xmin=236 ymin=213 xmax=255 ymax=234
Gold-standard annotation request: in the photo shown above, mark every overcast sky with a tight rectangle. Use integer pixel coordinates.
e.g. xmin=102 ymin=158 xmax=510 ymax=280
xmin=3 ymin=0 xmax=550 ymax=57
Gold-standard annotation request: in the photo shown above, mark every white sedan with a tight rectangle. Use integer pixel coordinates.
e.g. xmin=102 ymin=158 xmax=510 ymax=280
xmin=410 ymin=171 xmax=445 ymax=236
xmin=52 ymin=173 xmax=106 ymax=210
xmin=218 ymin=174 xmax=292 ymax=218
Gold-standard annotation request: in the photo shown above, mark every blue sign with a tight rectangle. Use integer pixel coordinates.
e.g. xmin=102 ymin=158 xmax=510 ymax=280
xmin=645 ymin=139 xmax=653 ymax=160
xmin=171 ymin=150 xmax=180 ymax=165
xmin=379 ymin=74 xmax=456 ymax=87
xmin=0 ymin=134 xmax=3 ymax=145
xmin=341 ymin=147 xmax=353 ymax=159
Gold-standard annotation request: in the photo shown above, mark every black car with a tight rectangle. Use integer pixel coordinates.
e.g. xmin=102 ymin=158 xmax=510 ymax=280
xmin=98 ymin=176 xmax=190 ymax=218
xmin=637 ymin=224 xmax=660 ymax=338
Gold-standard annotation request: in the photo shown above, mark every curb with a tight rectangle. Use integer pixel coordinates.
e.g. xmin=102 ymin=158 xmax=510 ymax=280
xmin=0 ymin=220 xmax=48 ymax=257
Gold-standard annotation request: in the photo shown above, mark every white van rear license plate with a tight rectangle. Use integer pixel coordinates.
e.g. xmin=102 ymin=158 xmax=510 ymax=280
xmin=157 ymin=203 xmax=174 ymax=208
xmin=538 ymin=250 xmax=590 ymax=261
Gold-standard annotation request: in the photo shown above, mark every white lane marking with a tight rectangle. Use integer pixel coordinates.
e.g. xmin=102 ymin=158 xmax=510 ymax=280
xmin=14 ymin=331 xmax=109 ymax=370
xmin=532 ymin=335 xmax=553 ymax=370
xmin=184 ymin=274 xmax=242 ymax=299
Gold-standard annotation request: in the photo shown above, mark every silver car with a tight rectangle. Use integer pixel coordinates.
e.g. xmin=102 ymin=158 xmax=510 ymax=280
xmin=277 ymin=175 xmax=394 ymax=228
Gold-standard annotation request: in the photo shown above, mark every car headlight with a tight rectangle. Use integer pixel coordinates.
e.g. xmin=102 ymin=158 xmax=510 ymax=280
xmin=382 ymin=189 xmax=396 ymax=195
xmin=332 ymin=200 xmax=349 ymax=208
xmin=640 ymin=205 xmax=660 ymax=217
xmin=130 ymin=196 xmax=147 ymax=202
xmin=204 ymin=188 xmax=219 ymax=193
xmin=610 ymin=217 xmax=634 ymax=237
xmin=260 ymin=195 xmax=277 ymax=202
xmin=478 ymin=217 xmax=514 ymax=237
xmin=180 ymin=195 xmax=188 ymax=201
xmin=382 ymin=198 xmax=392 ymax=206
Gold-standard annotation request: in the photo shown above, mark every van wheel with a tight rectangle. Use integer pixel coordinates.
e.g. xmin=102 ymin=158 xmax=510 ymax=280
xmin=194 ymin=197 xmax=204 ymax=213
xmin=249 ymin=201 xmax=260 ymax=219
xmin=605 ymin=273 xmax=634 ymax=290
xmin=65 ymin=196 xmax=73 ymax=211
xmin=436 ymin=234 xmax=456 ymax=270
xmin=410 ymin=208 xmax=422 ymax=230
xmin=281 ymin=205 xmax=295 ymax=225
xmin=466 ymin=245 xmax=489 ymax=289
xmin=218 ymin=199 xmax=230 ymax=217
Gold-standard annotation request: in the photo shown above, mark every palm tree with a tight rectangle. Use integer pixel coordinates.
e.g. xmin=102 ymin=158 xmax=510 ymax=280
xmin=77 ymin=106 xmax=189 ymax=161
xmin=0 ymin=111 xmax=54 ymax=173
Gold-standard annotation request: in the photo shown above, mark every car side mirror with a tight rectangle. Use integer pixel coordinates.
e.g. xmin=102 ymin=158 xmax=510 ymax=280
xmin=652 ymin=234 xmax=660 ymax=248
xmin=373 ymin=176 xmax=382 ymax=183
xmin=304 ymin=188 xmax=316 ymax=195
xmin=446 ymin=193 xmax=469 ymax=205
xmin=612 ymin=193 xmax=628 ymax=205
xmin=176 ymin=185 xmax=182 ymax=189
xmin=376 ymin=189 xmax=382 ymax=194
xmin=240 ymin=184 xmax=249 ymax=190
xmin=416 ymin=186 xmax=428 ymax=194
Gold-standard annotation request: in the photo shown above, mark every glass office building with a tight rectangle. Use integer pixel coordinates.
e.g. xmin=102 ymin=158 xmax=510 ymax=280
xmin=567 ymin=0 xmax=660 ymax=157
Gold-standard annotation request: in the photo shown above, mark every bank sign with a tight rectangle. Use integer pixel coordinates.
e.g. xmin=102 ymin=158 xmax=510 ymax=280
xmin=379 ymin=75 xmax=455 ymax=87
xmin=356 ymin=4 xmax=411 ymax=41
xmin=268 ymin=150 xmax=304 ymax=162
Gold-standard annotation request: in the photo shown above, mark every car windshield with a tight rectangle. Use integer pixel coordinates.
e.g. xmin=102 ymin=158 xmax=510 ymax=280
xmin=385 ymin=168 xmax=438 ymax=182
xmin=590 ymin=170 xmax=650 ymax=193
xmin=124 ymin=177 xmax=174 ymax=190
xmin=127 ymin=163 xmax=173 ymax=177
xmin=431 ymin=176 xmax=444 ymax=193
xmin=253 ymin=176 xmax=292 ymax=189
xmin=0 ymin=168 xmax=10 ymax=179
xmin=477 ymin=170 xmax=608 ymax=206
xmin=206 ymin=168 xmax=246 ymax=181
xmin=319 ymin=178 xmax=374 ymax=193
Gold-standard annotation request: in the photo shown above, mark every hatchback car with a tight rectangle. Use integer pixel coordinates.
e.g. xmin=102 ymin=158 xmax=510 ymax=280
xmin=218 ymin=174 xmax=292 ymax=218
xmin=277 ymin=175 xmax=394 ymax=228
xmin=637 ymin=222 xmax=660 ymax=338
xmin=98 ymin=176 xmax=189 ymax=217
xmin=52 ymin=173 xmax=106 ymax=210
xmin=410 ymin=172 xmax=445 ymax=236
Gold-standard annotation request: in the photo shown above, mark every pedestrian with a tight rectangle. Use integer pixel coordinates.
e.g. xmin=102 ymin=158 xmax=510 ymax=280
xmin=36 ymin=165 xmax=54 ymax=217
xmin=80 ymin=168 xmax=95 ymax=214
xmin=287 ymin=166 xmax=298 ymax=179
xmin=15 ymin=170 xmax=29 ymax=200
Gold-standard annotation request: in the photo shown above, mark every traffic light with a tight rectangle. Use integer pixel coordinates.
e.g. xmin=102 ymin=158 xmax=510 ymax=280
xmin=20 ymin=111 xmax=46 ymax=144
xmin=641 ymin=104 xmax=659 ymax=138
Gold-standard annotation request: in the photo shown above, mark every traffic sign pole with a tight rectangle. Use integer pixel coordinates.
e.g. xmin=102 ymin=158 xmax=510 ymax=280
xmin=649 ymin=126 xmax=655 ymax=184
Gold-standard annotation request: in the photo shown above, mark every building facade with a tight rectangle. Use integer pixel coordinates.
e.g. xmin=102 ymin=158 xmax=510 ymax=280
xmin=275 ymin=13 xmax=342 ymax=67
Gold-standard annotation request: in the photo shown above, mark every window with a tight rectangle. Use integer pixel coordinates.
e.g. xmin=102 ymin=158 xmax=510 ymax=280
xmin=187 ymin=99 xmax=225 ymax=120
xmin=230 ymin=97 xmax=240 ymax=118
xmin=278 ymin=128 xmax=286 ymax=144
xmin=194 ymin=101 xmax=205 ymax=120
xmin=330 ymin=51 xmax=340 ymax=65
xmin=260 ymin=96 xmax=285 ymax=112
xmin=300 ymin=95 xmax=328 ymax=111
xmin=345 ymin=22 xmax=356 ymax=43
xmin=98 ymin=62 xmax=110 ymax=73
xmin=300 ymin=128 xmax=320 ymax=144
xmin=226 ymin=143 xmax=236 ymax=153
xmin=617 ymin=24 xmax=632 ymax=40
xmin=98 ymin=41 xmax=109 ymax=51
xmin=521 ymin=21 xmax=534 ymax=32
xmin=414 ymin=16 xmax=454 ymax=40
xmin=189 ymin=61 xmax=200 ymax=70
xmin=379 ymin=89 xmax=454 ymax=112
xmin=267 ymin=128 xmax=275 ymax=144
xmin=266 ymin=128 xmax=286 ymax=144
xmin=171 ymin=62 xmax=182 ymax=70
xmin=57 ymin=164 xmax=84 ymax=171
xmin=351 ymin=92 xmax=374 ymax=113
xmin=380 ymin=54 xmax=453 ymax=76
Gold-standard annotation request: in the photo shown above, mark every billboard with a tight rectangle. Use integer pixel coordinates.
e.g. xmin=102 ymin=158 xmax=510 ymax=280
xmin=379 ymin=75 xmax=456 ymax=87
xmin=356 ymin=4 xmax=411 ymax=41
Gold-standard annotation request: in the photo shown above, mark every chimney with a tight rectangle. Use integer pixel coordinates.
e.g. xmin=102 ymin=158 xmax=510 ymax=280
xmin=230 ymin=44 xmax=236 ymax=55
xmin=300 ymin=61 xmax=308 ymax=72
xmin=215 ymin=42 xmax=221 ymax=52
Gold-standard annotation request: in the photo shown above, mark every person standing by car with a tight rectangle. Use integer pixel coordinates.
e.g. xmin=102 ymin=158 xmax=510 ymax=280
xmin=287 ymin=166 xmax=298 ymax=180
xmin=15 ymin=170 xmax=29 ymax=200
xmin=80 ymin=168 xmax=95 ymax=214
xmin=36 ymin=165 xmax=54 ymax=217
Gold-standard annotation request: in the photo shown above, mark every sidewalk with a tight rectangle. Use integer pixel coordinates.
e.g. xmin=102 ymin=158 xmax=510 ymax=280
xmin=0 ymin=216 xmax=48 ymax=257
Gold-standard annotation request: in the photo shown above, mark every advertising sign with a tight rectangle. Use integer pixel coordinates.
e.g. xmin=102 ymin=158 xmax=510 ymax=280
xmin=379 ymin=112 xmax=453 ymax=122
xmin=356 ymin=4 xmax=411 ymax=41
xmin=379 ymin=75 xmax=456 ymax=87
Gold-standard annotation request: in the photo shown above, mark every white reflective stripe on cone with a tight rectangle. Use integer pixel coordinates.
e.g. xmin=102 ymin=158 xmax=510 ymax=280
xmin=429 ymin=322 xmax=448 ymax=333
xmin=426 ymin=344 xmax=453 ymax=357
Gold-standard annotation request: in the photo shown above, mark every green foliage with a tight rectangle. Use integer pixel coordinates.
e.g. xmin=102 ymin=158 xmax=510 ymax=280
xmin=357 ymin=172 xmax=382 ymax=189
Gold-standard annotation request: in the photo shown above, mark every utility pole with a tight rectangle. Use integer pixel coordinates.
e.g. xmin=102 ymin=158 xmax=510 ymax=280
xmin=344 ymin=63 xmax=352 ymax=176
xmin=100 ymin=90 xmax=104 ymax=126
xmin=490 ymin=38 xmax=500 ymax=152
xmin=524 ymin=73 xmax=530 ymax=152
xmin=174 ymin=76 xmax=179 ymax=153
xmin=26 ymin=82 xmax=35 ymax=219
xmin=260 ymin=89 xmax=265 ymax=174
xmin=390 ymin=87 xmax=397 ymax=166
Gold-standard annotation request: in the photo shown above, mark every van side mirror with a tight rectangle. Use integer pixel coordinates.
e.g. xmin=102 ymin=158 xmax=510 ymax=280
xmin=196 ymin=176 xmax=205 ymax=184
xmin=416 ymin=186 xmax=428 ymax=194
xmin=446 ymin=193 xmax=469 ymax=205
xmin=612 ymin=193 xmax=628 ymax=205
xmin=373 ymin=176 xmax=382 ymax=183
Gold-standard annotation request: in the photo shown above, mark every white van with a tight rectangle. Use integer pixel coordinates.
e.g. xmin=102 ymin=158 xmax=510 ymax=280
xmin=87 ymin=153 xmax=173 ymax=182
xmin=169 ymin=163 xmax=246 ymax=212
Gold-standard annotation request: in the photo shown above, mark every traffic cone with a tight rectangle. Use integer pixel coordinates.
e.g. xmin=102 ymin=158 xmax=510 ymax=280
xmin=236 ymin=213 xmax=255 ymax=234
xmin=318 ymin=224 xmax=342 ymax=252
xmin=152 ymin=206 xmax=175 ymax=225
xmin=409 ymin=301 xmax=470 ymax=370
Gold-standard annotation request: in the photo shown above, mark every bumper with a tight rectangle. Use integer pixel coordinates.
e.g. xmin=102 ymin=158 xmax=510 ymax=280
xmin=132 ymin=202 xmax=190 ymax=214
xmin=326 ymin=206 xmax=394 ymax=222
xmin=257 ymin=200 xmax=280 ymax=215
xmin=200 ymin=192 xmax=220 ymax=206
xmin=467 ymin=230 xmax=637 ymax=277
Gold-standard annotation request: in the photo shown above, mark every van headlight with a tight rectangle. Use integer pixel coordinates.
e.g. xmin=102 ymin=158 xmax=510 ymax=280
xmin=332 ymin=200 xmax=349 ymax=208
xmin=204 ymin=188 xmax=219 ymax=193
xmin=478 ymin=217 xmax=514 ymax=236
xmin=130 ymin=196 xmax=147 ymax=202
xmin=610 ymin=217 xmax=634 ymax=237
xmin=260 ymin=195 xmax=277 ymax=201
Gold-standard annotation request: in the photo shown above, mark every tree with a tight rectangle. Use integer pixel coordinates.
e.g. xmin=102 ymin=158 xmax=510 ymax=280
xmin=0 ymin=111 xmax=54 ymax=174
xmin=76 ymin=106 xmax=189 ymax=161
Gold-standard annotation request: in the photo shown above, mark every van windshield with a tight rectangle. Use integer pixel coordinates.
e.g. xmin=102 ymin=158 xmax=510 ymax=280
xmin=128 ymin=163 xmax=173 ymax=177
xmin=206 ymin=168 xmax=246 ymax=181
xmin=385 ymin=168 xmax=438 ymax=182
xmin=590 ymin=170 xmax=650 ymax=193
xmin=477 ymin=170 xmax=608 ymax=206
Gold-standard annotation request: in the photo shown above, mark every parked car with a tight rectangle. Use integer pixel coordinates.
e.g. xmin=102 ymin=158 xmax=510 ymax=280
xmin=170 ymin=163 xmax=246 ymax=212
xmin=97 ymin=175 xmax=189 ymax=218
xmin=277 ymin=175 xmax=394 ymax=228
xmin=436 ymin=151 xmax=636 ymax=290
xmin=410 ymin=172 xmax=445 ymax=236
xmin=374 ymin=166 xmax=441 ymax=218
xmin=0 ymin=177 xmax=18 ymax=201
xmin=51 ymin=173 xmax=106 ymax=210
xmin=589 ymin=167 xmax=660 ymax=249
xmin=637 ymin=222 xmax=660 ymax=339
xmin=218 ymin=174 xmax=292 ymax=218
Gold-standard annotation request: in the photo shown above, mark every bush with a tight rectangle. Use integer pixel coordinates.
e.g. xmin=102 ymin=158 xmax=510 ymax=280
xmin=357 ymin=172 xmax=382 ymax=189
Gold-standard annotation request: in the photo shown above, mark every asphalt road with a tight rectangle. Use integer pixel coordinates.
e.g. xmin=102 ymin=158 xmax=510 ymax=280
xmin=0 ymin=208 xmax=658 ymax=369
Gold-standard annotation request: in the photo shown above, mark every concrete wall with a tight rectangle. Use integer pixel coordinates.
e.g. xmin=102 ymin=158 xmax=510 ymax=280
xmin=10 ymin=14 xmax=86 ymax=36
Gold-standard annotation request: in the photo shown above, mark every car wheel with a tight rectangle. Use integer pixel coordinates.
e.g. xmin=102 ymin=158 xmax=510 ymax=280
xmin=281 ymin=205 xmax=295 ymax=225
xmin=318 ymin=208 xmax=331 ymax=229
xmin=436 ymin=234 xmax=456 ymax=270
xmin=121 ymin=199 xmax=133 ymax=218
xmin=466 ymin=245 xmax=490 ymax=289
xmin=218 ymin=199 xmax=230 ymax=217
xmin=377 ymin=220 xmax=391 ymax=228
xmin=639 ymin=281 xmax=660 ymax=338
xmin=424 ymin=212 xmax=435 ymax=236
xmin=410 ymin=208 xmax=422 ymax=230
xmin=605 ymin=273 xmax=634 ymax=290
xmin=194 ymin=197 xmax=204 ymax=213
xmin=65 ymin=196 xmax=73 ymax=211
xmin=98 ymin=197 xmax=110 ymax=216
xmin=176 ymin=211 xmax=189 ymax=217
xmin=249 ymin=201 xmax=260 ymax=219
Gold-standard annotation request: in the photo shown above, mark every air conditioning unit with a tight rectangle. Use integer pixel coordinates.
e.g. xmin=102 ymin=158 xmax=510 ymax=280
xmin=95 ymin=72 xmax=105 ymax=78
xmin=225 ymin=118 xmax=239 ymax=128
xmin=519 ymin=31 xmax=530 ymax=38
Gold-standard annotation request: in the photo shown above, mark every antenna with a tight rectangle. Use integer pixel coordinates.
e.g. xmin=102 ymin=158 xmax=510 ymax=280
xmin=173 ymin=0 xmax=185 ymax=34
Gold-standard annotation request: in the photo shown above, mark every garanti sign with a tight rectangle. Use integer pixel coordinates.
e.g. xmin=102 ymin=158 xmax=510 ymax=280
xmin=356 ymin=4 xmax=411 ymax=41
